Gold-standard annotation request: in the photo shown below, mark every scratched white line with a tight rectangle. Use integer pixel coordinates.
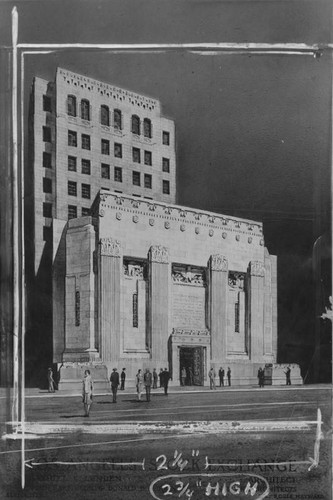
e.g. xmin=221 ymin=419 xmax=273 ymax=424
xmin=0 ymin=433 xmax=186 ymax=455
xmin=25 ymin=458 xmax=146 ymax=470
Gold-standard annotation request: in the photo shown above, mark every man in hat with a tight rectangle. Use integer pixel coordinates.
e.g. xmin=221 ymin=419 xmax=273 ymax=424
xmin=110 ymin=368 xmax=120 ymax=403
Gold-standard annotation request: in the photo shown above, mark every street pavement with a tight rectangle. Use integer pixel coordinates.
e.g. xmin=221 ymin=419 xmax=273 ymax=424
xmin=0 ymin=385 xmax=331 ymax=500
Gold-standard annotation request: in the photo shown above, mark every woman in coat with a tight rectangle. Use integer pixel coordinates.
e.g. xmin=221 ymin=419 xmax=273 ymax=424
xmin=82 ymin=369 xmax=93 ymax=417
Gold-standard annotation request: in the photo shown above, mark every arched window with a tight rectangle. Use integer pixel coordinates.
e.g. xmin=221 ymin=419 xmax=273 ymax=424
xmin=143 ymin=118 xmax=152 ymax=138
xmin=131 ymin=115 xmax=140 ymax=135
xmin=101 ymin=105 xmax=110 ymax=126
xmin=67 ymin=95 xmax=76 ymax=117
xmin=114 ymin=109 xmax=122 ymax=130
xmin=81 ymin=99 xmax=90 ymax=120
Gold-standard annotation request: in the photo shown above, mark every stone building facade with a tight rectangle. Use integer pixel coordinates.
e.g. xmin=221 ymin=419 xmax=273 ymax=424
xmin=28 ymin=68 xmax=176 ymax=276
xmin=52 ymin=190 xmax=299 ymax=389
xmin=28 ymin=68 xmax=302 ymax=388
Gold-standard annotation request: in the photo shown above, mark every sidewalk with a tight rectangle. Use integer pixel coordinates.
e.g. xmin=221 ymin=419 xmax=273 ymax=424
xmin=0 ymin=383 xmax=331 ymax=398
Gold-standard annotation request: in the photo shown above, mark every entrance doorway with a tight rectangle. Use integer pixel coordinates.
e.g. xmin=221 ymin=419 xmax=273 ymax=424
xmin=179 ymin=347 xmax=204 ymax=386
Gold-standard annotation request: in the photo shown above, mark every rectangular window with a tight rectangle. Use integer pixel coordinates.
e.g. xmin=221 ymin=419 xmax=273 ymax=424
xmin=144 ymin=173 xmax=152 ymax=189
xmin=68 ymin=130 xmax=77 ymax=147
xmin=133 ymin=293 xmax=138 ymax=328
xmin=75 ymin=290 xmax=80 ymax=326
xmin=144 ymin=151 xmax=152 ymax=166
xmin=101 ymin=139 xmax=110 ymax=155
xmin=43 ymin=202 xmax=52 ymax=218
xmin=68 ymin=156 xmax=77 ymax=172
xmin=68 ymin=205 xmax=77 ymax=220
xmin=162 ymin=180 xmax=170 ymax=194
xmin=43 ymin=226 xmax=52 ymax=242
xmin=81 ymin=159 xmax=91 ymax=175
xmin=81 ymin=183 xmax=91 ymax=199
xmin=43 ymin=152 xmax=52 ymax=168
xmin=82 ymin=207 xmax=90 ymax=216
xmin=101 ymin=163 xmax=110 ymax=179
xmin=162 ymin=131 xmax=170 ymax=145
xmin=82 ymin=134 xmax=91 ymax=150
xmin=43 ymin=126 xmax=51 ymax=142
xmin=114 ymin=166 xmax=123 ymax=182
xmin=114 ymin=143 xmax=122 ymax=158
xmin=162 ymin=157 xmax=170 ymax=173
xmin=68 ymin=181 xmax=77 ymax=196
xmin=43 ymin=95 xmax=51 ymax=112
xmin=235 ymin=302 xmax=240 ymax=333
xmin=132 ymin=171 xmax=141 ymax=186
xmin=132 ymin=147 xmax=141 ymax=163
xmin=43 ymin=177 xmax=52 ymax=193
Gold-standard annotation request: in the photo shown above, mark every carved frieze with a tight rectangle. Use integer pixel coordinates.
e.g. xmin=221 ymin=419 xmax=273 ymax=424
xmin=228 ymin=271 xmax=245 ymax=290
xmin=123 ymin=261 xmax=145 ymax=279
xmin=99 ymin=237 xmax=121 ymax=257
xmin=210 ymin=254 xmax=228 ymax=272
xmin=149 ymin=245 xmax=169 ymax=264
xmin=249 ymin=261 xmax=265 ymax=277
xmin=172 ymin=266 xmax=206 ymax=286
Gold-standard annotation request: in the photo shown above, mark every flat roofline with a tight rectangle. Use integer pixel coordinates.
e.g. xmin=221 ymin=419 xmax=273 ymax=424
xmin=56 ymin=67 xmax=161 ymax=107
xmin=96 ymin=189 xmax=263 ymax=228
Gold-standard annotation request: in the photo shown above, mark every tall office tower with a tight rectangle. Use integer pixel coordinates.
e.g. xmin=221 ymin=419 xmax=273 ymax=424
xmin=28 ymin=67 xmax=176 ymax=276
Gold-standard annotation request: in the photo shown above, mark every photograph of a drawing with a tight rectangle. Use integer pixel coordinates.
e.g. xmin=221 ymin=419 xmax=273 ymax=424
xmin=0 ymin=1 xmax=331 ymax=499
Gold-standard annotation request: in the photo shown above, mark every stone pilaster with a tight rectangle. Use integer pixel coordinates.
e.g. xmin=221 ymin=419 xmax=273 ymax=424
xmin=248 ymin=260 xmax=265 ymax=362
xmin=148 ymin=245 xmax=169 ymax=365
xmin=209 ymin=254 xmax=228 ymax=364
xmin=263 ymin=249 xmax=274 ymax=359
xmin=98 ymin=237 xmax=121 ymax=362
xmin=63 ymin=220 xmax=97 ymax=362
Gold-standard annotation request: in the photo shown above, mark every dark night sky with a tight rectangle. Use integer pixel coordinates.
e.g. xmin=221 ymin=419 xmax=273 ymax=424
xmin=0 ymin=0 xmax=331 ymax=377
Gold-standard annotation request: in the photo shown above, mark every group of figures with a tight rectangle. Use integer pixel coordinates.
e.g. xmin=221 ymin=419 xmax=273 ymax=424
xmin=257 ymin=365 xmax=291 ymax=388
xmin=136 ymin=367 xmax=171 ymax=402
xmin=180 ymin=366 xmax=194 ymax=386
xmin=208 ymin=367 xmax=232 ymax=389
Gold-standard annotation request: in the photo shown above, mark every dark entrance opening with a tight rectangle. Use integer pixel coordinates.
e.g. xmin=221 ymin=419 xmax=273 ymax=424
xmin=179 ymin=347 xmax=204 ymax=386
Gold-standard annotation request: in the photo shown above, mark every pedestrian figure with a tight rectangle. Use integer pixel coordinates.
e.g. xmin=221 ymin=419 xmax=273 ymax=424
xmin=188 ymin=366 xmax=194 ymax=385
xmin=120 ymin=368 xmax=126 ymax=390
xmin=218 ymin=367 xmax=224 ymax=387
xmin=47 ymin=367 xmax=55 ymax=393
xmin=82 ymin=369 xmax=93 ymax=417
xmin=209 ymin=367 xmax=216 ymax=390
xmin=110 ymin=368 xmax=119 ymax=403
xmin=152 ymin=368 xmax=158 ymax=389
xmin=158 ymin=368 xmax=164 ymax=388
xmin=144 ymin=368 xmax=153 ymax=402
xmin=258 ymin=367 xmax=264 ymax=388
xmin=136 ymin=369 xmax=144 ymax=401
xmin=227 ymin=367 xmax=231 ymax=386
xmin=163 ymin=367 xmax=171 ymax=395
xmin=284 ymin=366 xmax=291 ymax=386
xmin=181 ymin=367 xmax=186 ymax=386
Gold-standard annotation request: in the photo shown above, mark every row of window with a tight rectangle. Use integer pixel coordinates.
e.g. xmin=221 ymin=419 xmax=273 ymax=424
xmin=43 ymin=149 xmax=170 ymax=173
xmin=42 ymin=203 xmax=91 ymax=222
xmin=66 ymin=95 xmax=167 ymax=141
xmin=43 ymin=174 xmax=170 ymax=198
xmin=65 ymin=175 xmax=170 ymax=192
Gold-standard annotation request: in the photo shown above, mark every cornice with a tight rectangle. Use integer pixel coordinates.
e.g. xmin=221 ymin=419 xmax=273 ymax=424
xmin=98 ymin=191 xmax=264 ymax=240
